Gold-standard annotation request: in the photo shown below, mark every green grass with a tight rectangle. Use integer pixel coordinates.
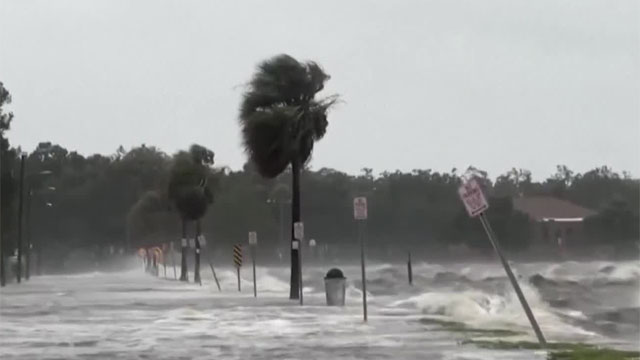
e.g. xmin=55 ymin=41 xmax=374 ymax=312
xmin=462 ymin=340 xmax=640 ymax=360
xmin=418 ymin=318 xmax=522 ymax=337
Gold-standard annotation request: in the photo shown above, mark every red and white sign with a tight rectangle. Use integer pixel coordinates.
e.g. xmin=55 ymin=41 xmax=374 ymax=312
xmin=458 ymin=178 xmax=489 ymax=217
xmin=353 ymin=197 xmax=368 ymax=220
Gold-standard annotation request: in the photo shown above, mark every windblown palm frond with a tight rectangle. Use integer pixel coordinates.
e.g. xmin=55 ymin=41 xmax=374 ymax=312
xmin=167 ymin=147 xmax=215 ymax=221
xmin=239 ymin=54 xmax=338 ymax=178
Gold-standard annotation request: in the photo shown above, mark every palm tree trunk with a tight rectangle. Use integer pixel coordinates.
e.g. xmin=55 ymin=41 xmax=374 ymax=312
xmin=194 ymin=220 xmax=201 ymax=285
xmin=289 ymin=159 xmax=301 ymax=299
xmin=180 ymin=219 xmax=188 ymax=282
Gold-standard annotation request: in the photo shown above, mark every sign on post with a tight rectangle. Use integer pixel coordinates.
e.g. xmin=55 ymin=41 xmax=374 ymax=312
xmin=294 ymin=222 xmax=304 ymax=240
xmin=248 ymin=231 xmax=258 ymax=245
xmin=353 ymin=197 xmax=368 ymax=220
xmin=353 ymin=196 xmax=368 ymax=322
xmin=198 ymin=235 xmax=206 ymax=247
xmin=309 ymin=239 xmax=316 ymax=247
xmin=233 ymin=244 xmax=243 ymax=267
xmin=458 ymin=178 xmax=489 ymax=217
xmin=233 ymin=244 xmax=242 ymax=292
xmin=457 ymin=177 xmax=546 ymax=345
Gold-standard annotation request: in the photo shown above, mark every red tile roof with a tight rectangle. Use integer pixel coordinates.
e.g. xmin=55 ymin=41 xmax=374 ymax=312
xmin=513 ymin=196 xmax=597 ymax=221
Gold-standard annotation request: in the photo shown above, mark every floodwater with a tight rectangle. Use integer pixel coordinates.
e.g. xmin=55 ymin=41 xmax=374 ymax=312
xmin=1 ymin=259 xmax=638 ymax=359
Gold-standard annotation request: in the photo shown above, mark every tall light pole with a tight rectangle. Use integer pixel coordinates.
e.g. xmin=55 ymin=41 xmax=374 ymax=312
xmin=0 ymin=134 xmax=3 ymax=287
xmin=267 ymin=198 xmax=289 ymax=259
xmin=26 ymin=180 xmax=54 ymax=279
xmin=16 ymin=153 xmax=26 ymax=283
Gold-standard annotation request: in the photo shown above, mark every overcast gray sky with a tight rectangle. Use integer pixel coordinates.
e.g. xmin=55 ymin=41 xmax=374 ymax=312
xmin=1 ymin=0 xmax=638 ymax=179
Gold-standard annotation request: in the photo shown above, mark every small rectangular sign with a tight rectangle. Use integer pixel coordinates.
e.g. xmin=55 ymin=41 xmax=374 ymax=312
xmin=458 ymin=178 xmax=489 ymax=217
xmin=248 ymin=231 xmax=258 ymax=245
xmin=294 ymin=222 xmax=304 ymax=240
xmin=354 ymin=197 xmax=368 ymax=220
xmin=292 ymin=240 xmax=300 ymax=250
xmin=198 ymin=235 xmax=206 ymax=247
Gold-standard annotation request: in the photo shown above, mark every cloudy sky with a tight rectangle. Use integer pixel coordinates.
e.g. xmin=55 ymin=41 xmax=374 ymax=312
xmin=0 ymin=0 xmax=638 ymax=179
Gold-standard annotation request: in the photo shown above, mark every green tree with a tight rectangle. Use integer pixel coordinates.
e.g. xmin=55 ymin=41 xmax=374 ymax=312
xmin=167 ymin=145 xmax=214 ymax=283
xmin=0 ymin=82 xmax=15 ymax=286
xmin=238 ymin=54 xmax=338 ymax=298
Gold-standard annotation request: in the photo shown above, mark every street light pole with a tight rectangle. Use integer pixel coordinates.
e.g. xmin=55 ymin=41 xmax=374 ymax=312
xmin=16 ymin=153 xmax=26 ymax=283
xmin=0 ymin=134 xmax=3 ymax=287
xmin=25 ymin=187 xmax=31 ymax=280
xmin=26 ymin=175 xmax=53 ymax=277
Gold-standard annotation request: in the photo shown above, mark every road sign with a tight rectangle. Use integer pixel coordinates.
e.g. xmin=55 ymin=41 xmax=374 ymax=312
xmin=233 ymin=244 xmax=243 ymax=267
xmin=248 ymin=231 xmax=257 ymax=245
xmin=458 ymin=178 xmax=489 ymax=217
xmin=309 ymin=239 xmax=316 ymax=247
xmin=294 ymin=222 xmax=304 ymax=240
xmin=292 ymin=240 xmax=299 ymax=250
xmin=198 ymin=235 xmax=206 ymax=247
xmin=354 ymin=197 xmax=368 ymax=220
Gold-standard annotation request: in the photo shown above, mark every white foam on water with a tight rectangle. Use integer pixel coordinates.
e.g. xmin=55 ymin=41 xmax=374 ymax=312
xmin=390 ymin=282 xmax=597 ymax=340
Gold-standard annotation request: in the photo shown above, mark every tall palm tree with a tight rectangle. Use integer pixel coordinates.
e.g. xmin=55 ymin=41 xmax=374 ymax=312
xmin=239 ymin=54 xmax=338 ymax=299
xmin=168 ymin=146 xmax=214 ymax=283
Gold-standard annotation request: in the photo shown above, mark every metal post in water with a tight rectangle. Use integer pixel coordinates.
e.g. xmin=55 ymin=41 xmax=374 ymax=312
xmin=479 ymin=213 xmax=546 ymax=345
xmin=237 ymin=266 xmax=241 ymax=292
xmin=251 ymin=245 xmax=257 ymax=297
xmin=16 ymin=153 xmax=26 ymax=284
xmin=359 ymin=220 xmax=368 ymax=322
xmin=407 ymin=251 xmax=413 ymax=285
xmin=209 ymin=260 xmax=221 ymax=292
xmin=0 ymin=136 xmax=3 ymax=287
xmin=25 ymin=188 xmax=31 ymax=280
xmin=207 ymin=246 xmax=221 ymax=291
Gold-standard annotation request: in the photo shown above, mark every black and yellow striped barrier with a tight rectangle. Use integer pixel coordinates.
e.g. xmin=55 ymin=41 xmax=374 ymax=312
xmin=233 ymin=244 xmax=242 ymax=291
xmin=233 ymin=244 xmax=243 ymax=267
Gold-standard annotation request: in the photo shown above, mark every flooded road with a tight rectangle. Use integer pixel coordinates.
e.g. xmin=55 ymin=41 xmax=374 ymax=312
xmin=1 ymin=260 xmax=638 ymax=359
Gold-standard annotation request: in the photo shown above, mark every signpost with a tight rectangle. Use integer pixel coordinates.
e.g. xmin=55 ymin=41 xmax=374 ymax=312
xmin=233 ymin=244 xmax=242 ymax=292
xmin=248 ymin=231 xmax=258 ymax=297
xmin=293 ymin=221 xmax=304 ymax=305
xmin=458 ymin=178 xmax=546 ymax=346
xmin=353 ymin=196 xmax=368 ymax=322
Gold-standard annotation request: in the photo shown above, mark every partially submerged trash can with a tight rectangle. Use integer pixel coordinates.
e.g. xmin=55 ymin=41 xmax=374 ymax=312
xmin=324 ymin=268 xmax=346 ymax=306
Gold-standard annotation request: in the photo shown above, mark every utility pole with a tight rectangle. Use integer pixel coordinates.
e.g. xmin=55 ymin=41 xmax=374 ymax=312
xmin=0 ymin=134 xmax=4 ymax=287
xmin=16 ymin=153 xmax=26 ymax=283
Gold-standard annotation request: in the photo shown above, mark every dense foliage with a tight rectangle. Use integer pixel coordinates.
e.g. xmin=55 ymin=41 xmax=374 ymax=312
xmin=0 ymin=82 xmax=637 ymax=272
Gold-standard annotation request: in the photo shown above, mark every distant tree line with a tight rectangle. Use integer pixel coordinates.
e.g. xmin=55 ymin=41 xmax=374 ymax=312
xmin=1 ymin=82 xmax=638 ymax=272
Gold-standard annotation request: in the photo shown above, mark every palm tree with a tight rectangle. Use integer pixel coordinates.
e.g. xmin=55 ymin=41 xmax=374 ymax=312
xmin=239 ymin=54 xmax=338 ymax=299
xmin=168 ymin=145 xmax=214 ymax=283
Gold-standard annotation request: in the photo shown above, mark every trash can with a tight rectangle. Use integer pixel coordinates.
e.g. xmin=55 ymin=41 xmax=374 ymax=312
xmin=324 ymin=268 xmax=346 ymax=306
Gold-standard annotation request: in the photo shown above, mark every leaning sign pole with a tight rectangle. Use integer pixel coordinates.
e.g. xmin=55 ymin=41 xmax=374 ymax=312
xmin=353 ymin=196 xmax=368 ymax=322
xmin=458 ymin=178 xmax=546 ymax=346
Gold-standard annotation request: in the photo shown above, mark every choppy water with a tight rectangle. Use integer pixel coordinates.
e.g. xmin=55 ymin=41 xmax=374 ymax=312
xmin=1 ymin=259 xmax=638 ymax=359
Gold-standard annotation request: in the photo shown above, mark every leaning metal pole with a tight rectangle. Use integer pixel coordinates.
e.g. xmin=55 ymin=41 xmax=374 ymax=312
xmin=479 ymin=212 xmax=546 ymax=345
